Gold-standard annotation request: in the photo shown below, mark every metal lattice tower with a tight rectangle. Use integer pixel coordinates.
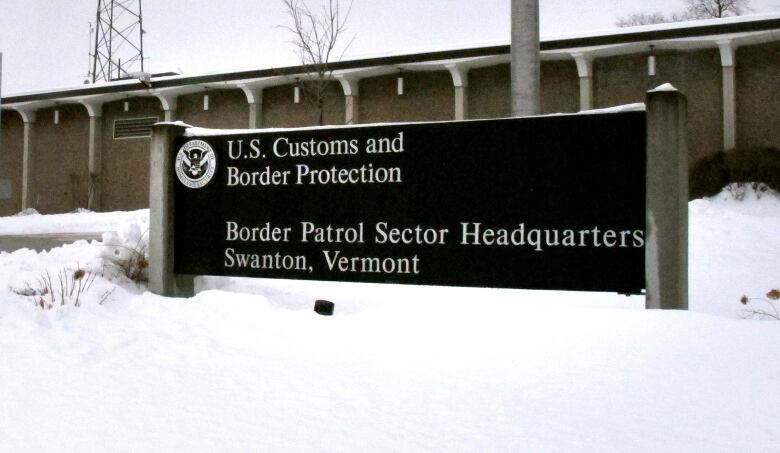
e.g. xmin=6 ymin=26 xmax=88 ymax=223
xmin=90 ymin=0 xmax=145 ymax=83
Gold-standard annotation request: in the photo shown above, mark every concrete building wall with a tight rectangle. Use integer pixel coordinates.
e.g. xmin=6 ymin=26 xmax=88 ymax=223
xmin=468 ymin=61 xmax=579 ymax=119
xmin=359 ymin=71 xmax=453 ymax=123
xmin=32 ymin=105 xmax=90 ymax=213
xmin=178 ymin=89 xmax=247 ymax=129
xmin=594 ymin=48 xmax=723 ymax=163
xmin=469 ymin=64 xmax=510 ymax=119
xmin=101 ymin=98 xmax=162 ymax=212
xmin=263 ymin=82 xmax=346 ymax=128
xmin=541 ymin=60 xmax=579 ymax=114
xmin=736 ymin=41 xmax=780 ymax=151
xmin=0 ymin=112 xmax=24 ymax=215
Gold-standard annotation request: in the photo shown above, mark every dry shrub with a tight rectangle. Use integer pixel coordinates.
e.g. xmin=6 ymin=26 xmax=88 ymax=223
xmin=14 ymin=266 xmax=101 ymax=309
xmin=101 ymin=225 xmax=149 ymax=282
xmin=740 ymin=289 xmax=780 ymax=321
xmin=105 ymin=242 xmax=148 ymax=282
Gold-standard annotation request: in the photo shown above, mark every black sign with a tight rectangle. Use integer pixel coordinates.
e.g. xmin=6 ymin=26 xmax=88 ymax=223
xmin=173 ymin=111 xmax=646 ymax=293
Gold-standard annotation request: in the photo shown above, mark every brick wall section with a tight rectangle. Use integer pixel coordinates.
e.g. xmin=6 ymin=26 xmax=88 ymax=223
xmin=32 ymin=105 xmax=90 ymax=213
xmin=469 ymin=64 xmax=510 ymax=119
xmin=263 ymin=82 xmax=346 ymax=127
xmin=540 ymin=60 xmax=579 ymax=114
xmin=359 ymin=71 xmax=453 ymax=123
xmin=736 ymin=41 xmax=780 ymax=151
xmin=100 ymin=98 xmax=162 ymax=212
xmin=467 ymin=61 xmax=579 ymax=119
xmin=178 ymin=89 xmax=247 ymax=129
xmin=0 ymin=112 xmax=24 ymax=216
xmin=594 ymin=48 xmax=723 ymax=163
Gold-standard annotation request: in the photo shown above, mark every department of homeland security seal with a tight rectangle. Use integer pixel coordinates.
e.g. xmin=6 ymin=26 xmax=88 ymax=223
xmin=175 ymin=139 xmax=217 ymax=189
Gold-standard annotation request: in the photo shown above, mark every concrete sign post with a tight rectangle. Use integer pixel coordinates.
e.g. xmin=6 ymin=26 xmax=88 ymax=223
xmin=645 ymin=86 xmax=688 ymax=310
xmin=149 ymin=122 xmax=194 ymax=297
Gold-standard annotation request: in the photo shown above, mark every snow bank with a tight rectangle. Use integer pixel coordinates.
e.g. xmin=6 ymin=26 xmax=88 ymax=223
xmin=690 ymin=184 xmax=780 ymax=319
xmin=0 ymin=209 xmax=148 ymax=235
xmin=1 ymin=186 xmax=779 ymax=452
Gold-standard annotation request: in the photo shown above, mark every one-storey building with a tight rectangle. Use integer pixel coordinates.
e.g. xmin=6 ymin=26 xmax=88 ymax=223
xmin=1 ymin=13 xmax=778 ymax=215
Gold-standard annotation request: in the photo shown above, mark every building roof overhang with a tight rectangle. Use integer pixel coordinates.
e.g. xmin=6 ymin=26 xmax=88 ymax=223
xmin=1 ymin=13 xmax=779 ymax=110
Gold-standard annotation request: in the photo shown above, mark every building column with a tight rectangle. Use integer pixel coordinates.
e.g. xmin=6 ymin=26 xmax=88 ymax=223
xmin=163 ymin=109 xmax=176 ymax=122
xmin=239 ymin=86 xmax=263 ymax=129
xmin=571 ymin=53 xmax=593 ymax=111
xmin=17 ymin=110 xmax=36 ymax=210
xmin=336 ymin=77 xmax=360 ymax=125
xmin=249 ymin=99 xmax=262 ymax=129
xmin=87 ymin=115 xmax=103 ymax=210
xmin=717 ymin=40 xmax=737 ymax=150
xmin=447 ymin=64 xmax=469 ymax=121
xmin=80 ymin=101 xmax=103 ymax=211
xmin=154 ymin=93 xmax=178 ymax=122
xmin=345 ymin=95 xmax=359 ymax=125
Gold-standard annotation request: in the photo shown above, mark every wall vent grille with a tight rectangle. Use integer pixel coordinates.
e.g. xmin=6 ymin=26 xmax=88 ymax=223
xmin=114 ymin=117 xmax=158 ymax=139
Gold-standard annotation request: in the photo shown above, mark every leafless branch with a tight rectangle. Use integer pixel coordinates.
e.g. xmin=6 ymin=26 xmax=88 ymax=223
xmin=279 ymin=0 xmax=355 ymax=124
xmin=616 ymin=0 xmax=751 ymax=27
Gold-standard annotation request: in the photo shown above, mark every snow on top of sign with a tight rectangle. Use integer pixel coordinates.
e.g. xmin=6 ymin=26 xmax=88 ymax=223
xmin=576 ymin=103 xmax=646 ymax=115
xmin=183 ymin=124 xmax=352 ymax=137
xmin=155 ymin=121 xmax=195 ymax=128
xmin=182 ymin=103 xmax=646 ymax=136
xmin=649 ymin=83 xmax=679 ymax=93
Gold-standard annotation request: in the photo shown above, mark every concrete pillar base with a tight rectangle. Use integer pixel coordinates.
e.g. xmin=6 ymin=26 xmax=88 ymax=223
xmin=87 ymin=115 xmax=103 ymax=211
xmin=579 ymin=77 xmax=593 ymax=111
xmin=721 ymin=66 xmax=736 ymax=150
xmin=454 ymin=86 xmax=468 ymax=120
xmin=718 ymin=40 xmax=737 ymax=151
xmin=249 ymin=102 xmax=262 ymax=129
xmin=345 ymin=95 xmax=359 ymax=125
xmin=21 ymin=120 xmax=35 ymax=210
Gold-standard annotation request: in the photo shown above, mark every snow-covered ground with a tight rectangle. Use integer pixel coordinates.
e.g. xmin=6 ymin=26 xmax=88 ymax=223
xmin=1 ymin=186 xmax=779 ymax=452
xmin=0 ymin=208 xmax=147 ymax=235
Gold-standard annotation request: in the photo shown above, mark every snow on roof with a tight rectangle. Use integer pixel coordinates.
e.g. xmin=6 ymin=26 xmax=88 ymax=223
xmin=541 ymin=10 xmax=780 ymax=42
xmin=2 ymin=12 xmax=779 ymax=101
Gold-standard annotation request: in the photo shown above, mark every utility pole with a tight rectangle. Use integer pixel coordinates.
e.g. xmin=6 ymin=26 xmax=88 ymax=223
xmin=511 ymin=0 xmax=541 ymax=117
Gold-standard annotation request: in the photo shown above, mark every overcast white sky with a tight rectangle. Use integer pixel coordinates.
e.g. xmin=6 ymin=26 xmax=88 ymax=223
xmin=0 ymin=0 xmax=777 ymax=95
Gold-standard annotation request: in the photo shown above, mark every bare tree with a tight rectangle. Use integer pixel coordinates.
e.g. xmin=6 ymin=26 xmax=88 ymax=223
xmin=616 ymin=12 xmax=671 ymax=27
xmin=616 ymin=0 xmax=751 ymax=27
xmin=683 ymin=0 xmax=752 ymax=18
xmin=279 ymin=0 xmax=355 ymax=125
